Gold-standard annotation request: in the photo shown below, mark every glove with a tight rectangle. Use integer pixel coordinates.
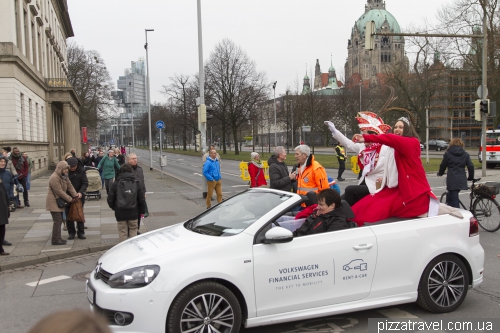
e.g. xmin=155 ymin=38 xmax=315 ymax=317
xmin=71 ymin=197 xmax=79 ymax=203
xmin=324 ymin=121 xmax=338 ymax=135
xmin=436 ymin=173 xmax=441 ymax=177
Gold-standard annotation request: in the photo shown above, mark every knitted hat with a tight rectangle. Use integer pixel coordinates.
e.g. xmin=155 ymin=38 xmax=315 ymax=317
xmin=250 ymin=152 xmax=259 ymax=160
xmin=67 ymin=157 xmax=78 ymax=167
xmin=355 ymin=111 xmax=391 ymax=134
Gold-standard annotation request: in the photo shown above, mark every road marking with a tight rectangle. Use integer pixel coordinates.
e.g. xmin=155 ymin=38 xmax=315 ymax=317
xmin=221 ymin=171 xmax=239 ymax=177
xmin=194 ymin=173 xmax=203 ymax=177
xmin=26 ymin=275 xmax=71 ymax=287
xmin=232 ymin=185 xmax=249 ymax=187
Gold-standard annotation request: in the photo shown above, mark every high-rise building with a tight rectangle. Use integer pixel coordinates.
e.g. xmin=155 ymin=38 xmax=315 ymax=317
xmin=0 ymin=0 xmax=80 ymax=171
xmin=109 ymin=58 xmax=148 ymax=146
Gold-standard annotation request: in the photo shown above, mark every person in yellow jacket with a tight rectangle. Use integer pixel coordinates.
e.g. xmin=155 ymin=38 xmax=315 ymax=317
xmin=293 ymin=145 xmax=329 ymax=206
xmin=334 ymin=142 xmax=346 ymax=181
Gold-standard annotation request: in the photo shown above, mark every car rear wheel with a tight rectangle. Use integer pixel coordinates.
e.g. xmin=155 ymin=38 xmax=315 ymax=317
xmin=167 ymin=281 xmax=242 ymax=333
xmin=417 ymin=254 xmax=468 ymax=313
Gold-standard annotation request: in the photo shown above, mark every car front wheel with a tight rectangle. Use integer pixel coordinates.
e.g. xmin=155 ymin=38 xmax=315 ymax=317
xmin=417 ymin=254 xmax=468 ymax=313
xmin=167 ymin=281 xmax=242 ymax=333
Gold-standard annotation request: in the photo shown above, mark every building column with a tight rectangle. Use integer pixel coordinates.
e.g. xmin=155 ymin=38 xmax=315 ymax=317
xmin=46 ymin=101 xmax=55 ymax=167
xmin=63 ymin=103 xmax=73 ymax=155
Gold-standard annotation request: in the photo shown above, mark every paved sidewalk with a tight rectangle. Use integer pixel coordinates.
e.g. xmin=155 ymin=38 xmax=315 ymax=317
xmin=0 ymin=164 xmax=206 ymax=271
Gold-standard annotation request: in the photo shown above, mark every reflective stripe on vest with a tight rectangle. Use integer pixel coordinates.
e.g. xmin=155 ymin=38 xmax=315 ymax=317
xmin=297 ymin=187 xmax=318 ymax=192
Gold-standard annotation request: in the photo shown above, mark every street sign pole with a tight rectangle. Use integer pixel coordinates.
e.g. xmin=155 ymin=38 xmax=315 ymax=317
xmin=481 ymin=7 xmax=488 ymax=177
xmin=159 ymin=129 xmax=163 ymax=179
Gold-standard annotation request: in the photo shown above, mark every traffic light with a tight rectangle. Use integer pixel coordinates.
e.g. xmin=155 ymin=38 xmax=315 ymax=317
xmin=206 ymin=105 xmax=214 ymax=120
xmin=365 ymin=21 xmax=375 ymax=50
xmin=480 ymin=99 xmax=490 ymax=113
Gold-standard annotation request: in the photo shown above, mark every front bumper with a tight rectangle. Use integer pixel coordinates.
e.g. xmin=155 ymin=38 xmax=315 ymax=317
xmin=87 ymin=276 xmax=174 ymax=333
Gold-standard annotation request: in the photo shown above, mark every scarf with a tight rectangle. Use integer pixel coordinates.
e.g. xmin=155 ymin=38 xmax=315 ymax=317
xmin=11 ymin=153 xmax=24 ymax=170
xmin=250 ymin=160 xmax=263 ymax=168
xmin=357 ymin=143 xmax=381 ymax=179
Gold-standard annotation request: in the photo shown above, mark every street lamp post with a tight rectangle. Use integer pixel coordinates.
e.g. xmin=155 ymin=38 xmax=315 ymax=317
xmin=273 ymin=81 xmax=277 ymax=148
xmin=130 ymin=80 xmax=135 ymax=152
xmin=145 ymin=29 xmax=154 ymax=170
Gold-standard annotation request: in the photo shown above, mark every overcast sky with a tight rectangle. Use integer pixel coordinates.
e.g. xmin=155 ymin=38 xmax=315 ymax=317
xmin=67 ymin=0 xmax=449 ymax=104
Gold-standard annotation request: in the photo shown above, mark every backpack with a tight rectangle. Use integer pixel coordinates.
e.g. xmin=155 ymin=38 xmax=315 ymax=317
xmin=116 ymin=178 xmax=138 ymax=209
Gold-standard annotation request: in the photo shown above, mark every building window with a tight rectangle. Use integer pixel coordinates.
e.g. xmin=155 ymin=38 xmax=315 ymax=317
xmin=20 ymin=93 xmax=25 ymax=140
xmin=29 ymin=98 xmax=34 ymax=140
xmin=31 ymin=22 xmax=37 ymax=67
xmin=42 ymin=106 xmax=46 ymax=141
xmin=15 ymin=0 xmax=22 ymax=48
xmin=23 ymin=9 xmax=29 ymax=58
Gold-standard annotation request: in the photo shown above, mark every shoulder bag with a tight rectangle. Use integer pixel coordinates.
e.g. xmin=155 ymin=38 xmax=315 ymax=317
xmin=50 ymin=186 xmax=68 ymax=208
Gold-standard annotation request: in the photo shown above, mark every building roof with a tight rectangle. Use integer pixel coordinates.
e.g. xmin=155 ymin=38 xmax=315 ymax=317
xmin=355 ymin=8 xmax=401 ymax=36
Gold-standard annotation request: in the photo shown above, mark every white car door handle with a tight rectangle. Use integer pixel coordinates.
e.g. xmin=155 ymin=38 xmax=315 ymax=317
xmin=353 ymin=243 xmax=373 ymax=250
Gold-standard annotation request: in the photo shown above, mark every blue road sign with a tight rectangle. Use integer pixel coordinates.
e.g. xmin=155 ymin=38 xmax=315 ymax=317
xmin=110 ymin=139 xmax=114 ymax=144
xmin=156 ymin=120 xmax=165 ymax=130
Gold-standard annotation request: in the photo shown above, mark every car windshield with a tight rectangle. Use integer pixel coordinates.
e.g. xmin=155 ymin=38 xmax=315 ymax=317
xmin=486 ymin=133 xmax=500 ymax=144
xmin=188 ymin=190 xmax=294 ymax=237
xmin=436 ymin=140 xmax=447 ymax=144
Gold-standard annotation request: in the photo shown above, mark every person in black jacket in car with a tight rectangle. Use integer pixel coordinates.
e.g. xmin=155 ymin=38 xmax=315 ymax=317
xmin=66 ymin=157 xmax=88 ymax=240
xmin=293 ymin=188 xmax=348 ymax=236
xmin=437 ymin=138 xmax=474 ymax=208
xmin=267 ymin=146 xmax=295 ymax=192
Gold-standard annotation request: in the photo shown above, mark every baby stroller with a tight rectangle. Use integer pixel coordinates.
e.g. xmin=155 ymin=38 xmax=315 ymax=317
xmin=10 ymin=177 xmax=23 ymax=212
xmin=85 ymin=166 xmax=102 ymax=200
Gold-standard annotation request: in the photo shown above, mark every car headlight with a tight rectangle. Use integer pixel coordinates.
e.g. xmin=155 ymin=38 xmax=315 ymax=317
xmin=108 ymin=265 xmax=160 ymax=289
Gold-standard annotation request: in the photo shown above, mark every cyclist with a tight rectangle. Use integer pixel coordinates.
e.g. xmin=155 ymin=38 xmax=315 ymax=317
xmin=437 ymin=138 xmax=474 ymax=208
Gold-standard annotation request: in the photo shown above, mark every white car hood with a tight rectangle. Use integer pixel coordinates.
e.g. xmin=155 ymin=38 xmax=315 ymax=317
xmin=99 ymin=223 xmax=221 ymax=273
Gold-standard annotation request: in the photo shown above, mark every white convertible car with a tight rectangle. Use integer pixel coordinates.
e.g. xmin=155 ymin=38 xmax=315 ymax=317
xmin=87 ymin=188 xmax=484 ymax=333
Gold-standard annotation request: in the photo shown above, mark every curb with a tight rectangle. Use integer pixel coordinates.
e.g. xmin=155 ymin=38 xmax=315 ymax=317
xmin=0 ymin=245 xmax=115 ymax=271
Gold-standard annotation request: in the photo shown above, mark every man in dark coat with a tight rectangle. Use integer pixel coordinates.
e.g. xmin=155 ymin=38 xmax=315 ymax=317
xmin=268 ymin=146 xmax=295 ymax=192
xmin=437 ymin=138 xmax=474 ymax=208
xmin=66 ymin=157 xmax=89 ymax=239
xmin=107 ymin=164 xmax=146 ymax=242
xmin=10 ymin=147 xmax=29 ymax=207
xmin=293 ymin=189 xmax=348 ymax=236
xmin=127 ymin=153 xmax=147 ymax=233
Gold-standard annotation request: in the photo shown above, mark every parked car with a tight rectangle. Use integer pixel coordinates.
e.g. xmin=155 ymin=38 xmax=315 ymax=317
xmin=420 ymin=143 xmax=424 ymax=151
xmin=87 ymin=189 xmax=484 ymax=333
xmin=426 ymin=139 xmax=449 ymax=151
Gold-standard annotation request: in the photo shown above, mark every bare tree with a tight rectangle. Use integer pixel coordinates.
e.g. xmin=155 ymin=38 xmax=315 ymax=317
xmin=67 ymin=42 xmax=115 ymax=134
xmin=205 ymin=39 xmax=269 ymax=155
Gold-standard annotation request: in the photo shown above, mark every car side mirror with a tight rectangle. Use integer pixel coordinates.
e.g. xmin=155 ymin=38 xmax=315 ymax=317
xmin=264 ymin=227 xmax=293 ymax=244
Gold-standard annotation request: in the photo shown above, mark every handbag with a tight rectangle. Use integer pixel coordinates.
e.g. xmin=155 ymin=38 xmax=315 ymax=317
xmin=67 ymin=199 xmax=85 ymax=223
xmin=50 ymin=186 xmax=68 ymax=208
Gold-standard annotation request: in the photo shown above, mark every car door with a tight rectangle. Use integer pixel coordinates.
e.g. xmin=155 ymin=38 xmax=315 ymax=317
xmin=252 ymin=226 xmax=378 ymax=317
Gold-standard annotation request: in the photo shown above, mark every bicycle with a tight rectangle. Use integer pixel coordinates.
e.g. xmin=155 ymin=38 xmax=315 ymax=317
xmin=440 ymin=178 xmax=500 ymax=232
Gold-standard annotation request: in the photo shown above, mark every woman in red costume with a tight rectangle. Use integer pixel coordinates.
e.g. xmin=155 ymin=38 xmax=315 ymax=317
xmin=351 ymin=117 xmax=438 ymax=225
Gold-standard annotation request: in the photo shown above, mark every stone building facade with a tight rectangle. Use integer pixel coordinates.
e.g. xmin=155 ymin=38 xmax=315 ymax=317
xmin=0 ymin=0 xmax=80 ymax=173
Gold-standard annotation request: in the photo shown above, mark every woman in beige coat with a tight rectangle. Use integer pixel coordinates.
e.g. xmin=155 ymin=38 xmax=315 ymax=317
xmin=46 ymin=161 xmax=80 ymax=245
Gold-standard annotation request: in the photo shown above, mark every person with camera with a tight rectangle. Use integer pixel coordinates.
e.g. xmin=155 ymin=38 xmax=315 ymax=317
xmin=46 ymin=161 xmax=80 ymax=245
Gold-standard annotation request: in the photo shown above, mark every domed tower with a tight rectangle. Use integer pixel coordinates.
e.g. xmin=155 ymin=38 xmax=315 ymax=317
xmin=345 ymin=0 xmax=406 ymax=85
